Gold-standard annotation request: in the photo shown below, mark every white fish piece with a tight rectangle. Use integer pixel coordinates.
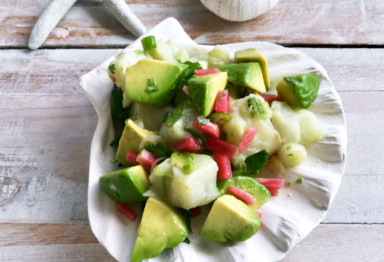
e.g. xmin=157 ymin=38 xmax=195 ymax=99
xmin=28 ymin=0 xmax=77 ymax=50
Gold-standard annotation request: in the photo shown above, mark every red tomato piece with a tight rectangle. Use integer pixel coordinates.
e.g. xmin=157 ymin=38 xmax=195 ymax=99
xmin=125 ymin=150 xmax=139 ymax=165
xmin=213 ymin=153 xmax=232 ymax=180
xmin=117 ymin=203 xmax=137 ymax=221
xmin=260 ymin=94 xmax=280 ymax=104
xmin=168 ymin=137 xmax=200 ymax=153
xmin=193 ymin=118 xmax=220 ymax=138
xmin=238 ymin=127 xmax=258 ymax=153
xmin=227 ymin=185 xmax=256 ymax=205
xmin=205 ymin=136 xmax=238 ymax=158
xmin=214 ymin=90 xmax=230 ymax=113
xmin=194 ymin=68 xmax=220 ymax=76
xmin=136 ymin=149 xmax=156 ymax=172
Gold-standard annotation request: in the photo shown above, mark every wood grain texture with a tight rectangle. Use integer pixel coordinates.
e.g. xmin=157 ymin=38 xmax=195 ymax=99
xmin=1 ymin=0 xmax=383 ymax=48
xmin=0 ymin=48 xmax=382 ymax=224
xmin=0 ymin=223 xmax=382 ymax=261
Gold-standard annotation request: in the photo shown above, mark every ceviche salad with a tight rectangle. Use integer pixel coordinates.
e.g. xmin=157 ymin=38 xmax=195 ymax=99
xmin=99 ymin=36 xmax=323 ymax=262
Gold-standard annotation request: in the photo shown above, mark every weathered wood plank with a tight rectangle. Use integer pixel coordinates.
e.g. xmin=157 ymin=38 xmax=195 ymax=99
xmin=1 ymin=0 xmax=383 ymax=48
xmin=0 ymin=244 xmax=115 ymax=262
xmin=1 ymin=48 xmax=384 ymax=98
xmin=0 ymin=223 xmax=382 ymax=261
xmin=0 ymin=222 xmax=97 ymax=246
xmin=282 ymin=224 xmax=384 ymax=262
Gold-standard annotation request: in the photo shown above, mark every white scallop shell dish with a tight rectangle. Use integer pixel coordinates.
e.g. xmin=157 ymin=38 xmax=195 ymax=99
xmin=200 ymin=0 xmax=279 ymax=22
xmin=81 ymin=18 xmax=346 ymax=262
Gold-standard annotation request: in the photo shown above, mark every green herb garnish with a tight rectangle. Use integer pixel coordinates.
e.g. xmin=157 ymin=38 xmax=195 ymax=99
xmin=296 ymin=177 xmax=304 ymax=184
xmin=241 ymin=150 xmax=270 ymax=176
xmin=176 ymin=60 xmax=203 ymax=89
xmin=178 ymin=208 xmax=192 ymax=233
xmin=109 ymin=134 xmax=121 ymax=148
xmin=219 ymin=89 xmax=228 ymax=101
xmin=164 ymin=100 xmax=189 ymax=127
xmin=183 ymin=237 xmax=191 ymax=244
xmin=108 ymin=64 xmax=115 ymax=74
xmin=145 ymin=143 xmax=172 ymax=158
xmin=111 ymin=85 xmax=130 ymax=119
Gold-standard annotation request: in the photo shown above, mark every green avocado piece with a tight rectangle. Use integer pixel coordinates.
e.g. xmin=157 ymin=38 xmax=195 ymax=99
xmin=218 ymin=63 xmax=266 ymax=93
xmin=188 ymin=72 xmax=227 ymax=117
xmin=200 ymin=195 xmax=260 ymax=242
xmin=124 ymin=59 xmax=188 ymax=107
xmin=170 ymin=152 xmax=195 ymax=174
xmin=116 ymin=119 xmax=157 ymax=166
xmin=131 ymin=197 xmax=188 ymax=262
xmin=217 ymin=176 xmax=270 ymax=210
xmin=276 ymin=74 xmax=320 ymax=109
xmin=99 ymin=165 xmax=149 ymax=203
xmin=235 ymin=48 xmax=270 ymax=90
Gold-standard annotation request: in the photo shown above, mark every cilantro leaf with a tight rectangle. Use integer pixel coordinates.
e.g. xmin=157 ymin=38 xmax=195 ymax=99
xmin=164 ymin=100 xmax=189 ymax=127
xmin=111 ymin=85 xmax=130 ymax=119
xmin=219 ymin=89 xmax=228 ymax=101
xmin=145 ymin=143 xmax=172 ymax=158
xmin=241 ymin=150 xmax=270 ymax=176
xmin=176 ymin=61 xmax=203 ymax=89
xmin=108 ymin=64 xmax=115 ymax=74
xmin=196 ymin=117 xmax=210 ymax=125
xmin=109 ymin=134 xmax=121 ymax=148
xmin=178 ymin=208 xmax=192 ymax=233
xmin=183 ymin=237 xmax=191 ymax=244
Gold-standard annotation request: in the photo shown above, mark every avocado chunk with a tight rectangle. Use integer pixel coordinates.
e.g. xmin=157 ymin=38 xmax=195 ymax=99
xmin=218 ymin=63 xmax=266 ymax=93
xmin=188 ymin=72 xmax=228 ymax=117
xmin=99 ymin=165 xmax=149 ymax=203
xmin=131 ymin=197 xmax=188 ymax=262
xmin=217 ymin=176 xmax=270 ymax=210
xmin=200 ymin=195 xmax=261 ymax=242
xmin=170 ymin=152 xmax=195 ymax=174
xmin=235 ymin=48 xmax=270 ymax=90
xmin=276 ymin=74 xmax=320 ymax=109
xmin=116 ymin=119 xmax=157 ymax=166
xmin=124 ymin=59 xmax=188 ymax=107
xmin=108 ymin=50 xmax=147 ymax=90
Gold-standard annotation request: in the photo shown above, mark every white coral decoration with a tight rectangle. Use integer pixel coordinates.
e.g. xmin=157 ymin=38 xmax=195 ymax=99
xmin=201 ymin=0 xmax=279 ymax=22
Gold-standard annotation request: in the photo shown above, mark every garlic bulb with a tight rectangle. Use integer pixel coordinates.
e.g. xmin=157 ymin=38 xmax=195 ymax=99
xmin=200 ymin=0 xmax=279 ymax=22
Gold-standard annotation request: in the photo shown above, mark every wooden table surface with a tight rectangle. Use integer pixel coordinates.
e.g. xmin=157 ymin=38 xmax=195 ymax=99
xmin=1 ymin=0 xmax=384 ymax=261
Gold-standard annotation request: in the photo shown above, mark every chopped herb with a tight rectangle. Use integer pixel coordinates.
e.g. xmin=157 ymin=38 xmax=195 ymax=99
xmin=248 ymin=97 xmax=266 ymax=118
xmin=145 ymin=143 xmax=172 ymax=158
xmin=287 ymin=145 xmax=292 ymax=150
xmin=219 ymin=89 xmax=228 ymax=101
xmin=285 ymin=181 xmax=292 ymax=187
xmin=118 ymin=163 xmax=124 ymax=168
xmin=176 ymin=60 xmax=203 ymax=89
xmin=296 ymin=177 xmax=304 ymax=184
xmin=108 ymin=64 xmax=115 ymax=74
xmin=111 ymin=85 xmax=131 ymax=119
xmin=183 ymin=237 xmax=191 ymax=244
xmin=241 ymin=150 xmax=270 ymax=176
xmin=190 ymin=132 xmax=205 ymax=148
xmin=146 ymin=78 xmax=158 ymax=92
xmin=109 ymin=134 xmax=121 ymax=148
xmin=288 ymin=154 xmax=294 ymax=156
xmin=134 ymin=50 xmax=143 ymax=55
xmin=178 ymin=208 xmax=192 ymax=233
xmin=141 ymin=35 xmax=157 ymax=51
xmin=164 ymin=100 xmax=189 ymax=127
xmin=110 ymin=159 xmax=118 ymax=164
xmin=196 ymin=117 xmax=210 ymax=125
